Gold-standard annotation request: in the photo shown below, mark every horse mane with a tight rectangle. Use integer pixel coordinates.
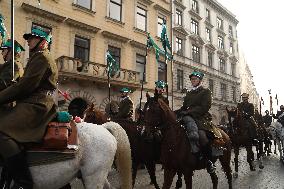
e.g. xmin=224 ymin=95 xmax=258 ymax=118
xmin=84 ymin=103 xmax=107 ymax=124
xmin=157 ymin=99 xmax=177 ymax=125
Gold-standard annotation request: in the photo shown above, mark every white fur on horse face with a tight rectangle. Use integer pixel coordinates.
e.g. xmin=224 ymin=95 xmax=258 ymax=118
xmin=4 ymin=122 xmax=132 ymax=189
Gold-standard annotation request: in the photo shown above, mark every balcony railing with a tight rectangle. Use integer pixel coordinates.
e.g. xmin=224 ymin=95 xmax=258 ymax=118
xmin=56 ymin=56 xmax=141 ymax=87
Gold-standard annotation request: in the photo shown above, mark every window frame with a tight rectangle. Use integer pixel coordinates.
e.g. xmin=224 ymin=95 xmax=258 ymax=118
xmin=219 ymin=57 xmax=226 ymax=73
xmin=74 ymin=35 xmax=90 ymax=62
xmin=157 ymin=16 xmax=165 ymax=37
xmin=158 ymin=60 xmax=166 ymax=81
xmin=229 ymin=42 xmax=234 ymax=54
xmin=217 ymin=17 xmax=223 ymax=30
xmin=218 ymin=35 xmax=224 ymax=49
xmin=206 ymin=8 xmax=210 ymax=22
xmin=176 ymin=9 xmax=182 ymax=26
xmin=136 ymin=54 xmax=146 ymax=82
xmin=176 ymin=37 xmax=183 ymax=55
xmin=192 ymin=0 xmax=199 ymax=13
xmin=232 ymin=86 xmax=236 ymax=102
xmin=177 ymin=69 xmax=184 ymax=91
xmin=191 ymin=19 xmax=199 ymax=35
xmin=208 ymin=51 xmax=213 ymax=67
xmin=75 ymin=0 xmax=92 ymax=10
xmin=229 ymin=25 xmax=233 ymax=38
xmin=108 ymin=45 xmax=121 ymax=69
xmin=109 ymin=0 xmax=122 ymax=21
xmin=136 ymin=6 xmax=147 ymax=31
xmin=231 ymin=63 xmax=236 ymax=76
xmin=220 ymin=83 xmax=227 ymax=100
xmin=192 ymin=44 xmax=200 ymax=63
xmin=206 ymin=27 xmax=211 ymax=42
xmin=209 ymin=79 xmax=214 ymax=95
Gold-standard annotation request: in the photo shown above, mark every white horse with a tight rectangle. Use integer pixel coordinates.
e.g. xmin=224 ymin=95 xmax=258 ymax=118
xmin=267 ymin=121 xmax=284 ymax=161
xmin=1 ymin=121 xmax=132 ymax=189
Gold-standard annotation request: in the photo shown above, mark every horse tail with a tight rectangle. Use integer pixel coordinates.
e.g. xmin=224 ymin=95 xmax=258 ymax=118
xmin=103 ymin=121 xmax=132 ymax=189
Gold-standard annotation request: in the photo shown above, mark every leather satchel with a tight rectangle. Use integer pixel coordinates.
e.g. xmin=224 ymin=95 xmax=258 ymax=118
xmin=43 ymin=122 xmax=71 ymax=149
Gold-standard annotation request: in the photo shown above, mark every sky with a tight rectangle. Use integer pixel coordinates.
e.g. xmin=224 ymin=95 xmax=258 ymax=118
xmin=217 ymin=0 xmax=284 ymax=113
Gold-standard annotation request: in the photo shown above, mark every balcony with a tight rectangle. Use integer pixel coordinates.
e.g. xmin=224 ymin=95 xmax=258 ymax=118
xmin=56 ymin=56 xmax=141 ymax=88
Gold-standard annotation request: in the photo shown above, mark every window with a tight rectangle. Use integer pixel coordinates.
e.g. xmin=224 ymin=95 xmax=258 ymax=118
xmin=176 ymin=37 xmax=182 ymax=55
xmin=218 ymin=35 xmax=224 ymax=49
xmin=177 ymin=69 xmax=184 ymax=90
xmin=136 ymin=54 xmax=146 ymax=81
xmin=109 ymin=0 xmax=122 ymax=21
xmin=217 ymin=17 xmax=223 ymax=30
xmin=206 ymin=9 xmax=210 ymax=22
xmin=192 ymin=0 xmax=199 ymax=13
xmin=176 ymin=9 xmax=182 ymax=26
xmin=108 ymin=46 xmax=121 ymax=68
xmin=191 ymin=19 xmax=199 ymax=35
xmin=192 ymin=45 xmax=200 ymax=63
xmin=219 ymin=58 xmax=226 ymax=73
xmin=220 ymin=83 xmax=227 ymax=100
xmin=232 ymin=86 xmax=236 ymax=102
xmin=74 ymin=36 xmax=90 ymax=61
xmin=229 ymin=25 xmax=233 ymax=37
xmin=32 ymin=23 xmax=52 ymax=50
xmin=231 ymin=63 xmax=236 ymax=76
xmin=158 ymin=61 xmax=166 ymax=81
xmin=206 ymin=28 xmax=211 ymax=42
xmin=157 ymin=16 xmax=164 ymax=36
xmin=208 ymin=51 xmax=213 ymax=67
xmin=209 ymin=79 xmax=214 ymax=95
xmin=229 ymin=42 xmax=234 ymax=54
xmin=137 ymin=6 xmax=147 ymax=31
xmin=76 ymin=0 xmax=92 ymax=9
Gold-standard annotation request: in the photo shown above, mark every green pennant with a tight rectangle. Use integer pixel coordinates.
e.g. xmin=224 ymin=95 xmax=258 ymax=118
xmin=0 ymin=14 xmax=7 ymax=45
xmin=106 ymin=51 xmax=120 ymax=77
xmin=160 ymin=21 xmax=172 ymax=56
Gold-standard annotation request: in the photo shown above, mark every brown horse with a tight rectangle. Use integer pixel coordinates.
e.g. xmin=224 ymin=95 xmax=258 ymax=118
xmin=144 ymin=98 xmax=232 ymax=189
xmin=226 ymin=107 xmax=264 ymax=178
xmin=83 ymin=104 xmax=161 ymax=189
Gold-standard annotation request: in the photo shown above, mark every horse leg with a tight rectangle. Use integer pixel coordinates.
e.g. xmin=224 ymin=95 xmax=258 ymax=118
xmin=176 ymin=172 xmax=183 ymax=189
xmin=132 ymin=162 xmax=138 ymax=188
xmin=162 ymin=168 xmax=176 ymax=189
xmin=233 ymin=147 xmax=239 ymax=178
xmin=274 ymin=140 xmax=278 ymax=154
xmin=258 ymin=142 xmax=264 ymax=169
xmin=183 ymin=171 xmax=193 ymax=189
xmin=209 ymin=172 xmax=218 ymax=189
xmin=245 ymin=145 xmax=256 ymax=171
xmin=219 ymin=154 xmax=232 ymax=189
xmin=145 ymin=162 xmax=159 ymax=189
xmin=277 ymin=140 xmax=282 ymax=159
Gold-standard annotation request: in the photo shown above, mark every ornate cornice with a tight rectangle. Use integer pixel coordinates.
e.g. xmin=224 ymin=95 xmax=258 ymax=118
xmin=217 ymin=49 xmax=229 ymax=58
xmin=21 ymin=2 xmax=66 ymax=22
xmin=229 ymin=55 xmax=238 ymax=63
xmin=153 ymin=4 xmax=171 ymax=15
xmin=138 ymin=0 xmax=154 ymax=5
xmin=102 ymin=31 xmax=130 ymax=43
xmin=130 ymin=40 xmax=146 ymax=49
xmin=205 ymin=43 xmax=216 ymax=51
xmin=189 ymin=34 xmax=205 ymax=46
xmin=65 ymin=18 xmax=101 ymax=33
xmin=228 ymin=35 xmax=236 ymax=42
xmin=173 ymin=26 xmax=189 ymax=37
xmin=189 ymin=9 xmax=202 ymax=21
xmin=173 ymin=0 xmax=186 ymax=10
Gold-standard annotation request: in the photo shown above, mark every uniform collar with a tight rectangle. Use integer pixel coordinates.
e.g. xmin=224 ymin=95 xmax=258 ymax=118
xmin=191 ymin=85 xmax=202 ymax=91
xmin=121 ymin=96 xmax=129 ymax=101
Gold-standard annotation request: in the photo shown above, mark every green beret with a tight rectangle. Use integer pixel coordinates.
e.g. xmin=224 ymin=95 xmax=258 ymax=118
xmin=189 ymin=71 xmax=204 ymax=79
xmin=120 ymin=87 xmax=131 ymax=93
xmin=155 ymin=80 xmax=167 ymax=89
xmin=0 ymin=39 xmax=25 ymax=53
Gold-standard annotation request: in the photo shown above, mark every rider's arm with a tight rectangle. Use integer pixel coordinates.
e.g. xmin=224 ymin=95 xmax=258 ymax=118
xmin=116 ymin=99 xmax=133 ymax=118
xmin=0 ymin=53 xmax=49 ymax=104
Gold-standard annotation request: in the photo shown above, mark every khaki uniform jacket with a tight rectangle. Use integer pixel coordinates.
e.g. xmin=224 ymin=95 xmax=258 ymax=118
xmin=237 ymin=102 xmax=257 ymax=128
xmin=182 ymin=86 xmax=213 ymax=131
xmin=116 ymin=97 xmax=133 ymax=120
xmin=0 ymin=58 xmax=24 ymax=91
xmin=0 ymin=50 xmax=58 ymax=143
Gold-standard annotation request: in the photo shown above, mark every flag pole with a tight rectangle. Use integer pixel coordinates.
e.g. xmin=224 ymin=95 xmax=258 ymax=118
xmin=11 ymin=0 xmax=15 ymax=81
xmin=107 ymin=58 xmax=111 ymax=120
xmin=170 ymin=0 xmax=174 ymax=110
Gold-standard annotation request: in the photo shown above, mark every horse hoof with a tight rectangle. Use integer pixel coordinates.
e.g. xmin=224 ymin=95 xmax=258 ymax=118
xmin=233 ymin=173 xmax=238 ymax=178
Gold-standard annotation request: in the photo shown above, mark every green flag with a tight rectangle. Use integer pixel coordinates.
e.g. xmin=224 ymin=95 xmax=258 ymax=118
xmin=106 ymin=51 xmax=119 ymax=77
xmin=0 ymin=14 xmax=7 ymax=45
xmin=160 ymin=20 xmax=172 ymax=58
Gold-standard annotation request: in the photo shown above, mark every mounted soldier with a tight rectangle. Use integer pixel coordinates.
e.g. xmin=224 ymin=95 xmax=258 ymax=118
xmin=263 ymin=110 xmax=272 ymax=128
xmin=273 ymin=105 xmax=284 ymax=126
xmin=177 ymin=70 xmax=217 ymax=173
xmin=152 ymin=80 xmax=169 ymax=105
xmin=237 ymin=93 xmax=258 ymax=143
xmin=113 ymin=87 xmax=134 ymax=121
xmin=0 ymin=39 xmax=24 ymax=91
xmin=0 ymin=25 xmax=57 ymax=189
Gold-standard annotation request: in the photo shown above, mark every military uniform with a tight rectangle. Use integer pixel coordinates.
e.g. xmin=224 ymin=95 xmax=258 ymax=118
xmin=115 ymin=96 xmax=134 ymax=120
xmin=273 ymin=110 xmax=284 ymax=126
xmin=0 ymin=49 xmax=58 ymax=142
xmin=262 ymin=114 xmax=272 ymax=127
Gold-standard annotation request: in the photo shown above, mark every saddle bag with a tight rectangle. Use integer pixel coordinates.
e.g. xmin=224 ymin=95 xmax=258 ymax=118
xmin=43 ymin=122 xmax=71 ymax=149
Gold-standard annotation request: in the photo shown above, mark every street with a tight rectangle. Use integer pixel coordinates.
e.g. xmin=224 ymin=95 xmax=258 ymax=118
xmin=71 ymin=148 xmax=284 ymax=189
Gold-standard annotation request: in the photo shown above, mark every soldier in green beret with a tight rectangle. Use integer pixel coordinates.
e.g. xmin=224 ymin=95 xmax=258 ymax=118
xmin=237 ymin=93 xmax=258 ymax=143
xmin=0 ymin=26 xmax=57 ymax=189
xmin=114 ymin=87 xmax=134 ymax=121
xmin=177 ymin=70 xmax=216 ymax=173
xmin=0 ymin=39 xmax=24 ymax=91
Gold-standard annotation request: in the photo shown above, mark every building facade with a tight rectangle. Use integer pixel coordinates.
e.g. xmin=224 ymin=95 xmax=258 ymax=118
xmin=239 ymin=52 xmax=259 ymax=108
xmin=0 ymin=0 xmax=172 ymax=118
xmin=171 ymin=0 xmax=241 ymax=125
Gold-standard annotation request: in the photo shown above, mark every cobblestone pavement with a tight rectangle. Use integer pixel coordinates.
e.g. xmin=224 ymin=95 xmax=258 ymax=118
xmin=71 ymin=148 xmax=284 ymax=189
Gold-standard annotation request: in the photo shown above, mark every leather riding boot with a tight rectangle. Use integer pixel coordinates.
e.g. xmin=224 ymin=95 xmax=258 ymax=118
xmin=0 ymin=166 xmax=12 ymax=189
xmin=6 ymin=151 xmax=33 ymax=189
xmin=201 ymin=145 xmax=216 ymax=174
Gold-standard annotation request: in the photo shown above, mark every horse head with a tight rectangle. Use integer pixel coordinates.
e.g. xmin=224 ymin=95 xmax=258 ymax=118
xmin=83 ymin=103 xmax=108 ymax=124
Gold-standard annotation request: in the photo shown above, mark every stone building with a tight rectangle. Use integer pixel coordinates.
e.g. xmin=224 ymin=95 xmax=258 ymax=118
xmin=0 ymin=0 xmax=172 ymax=118
xmin=171 ymin=0 xmax=241 ymax=125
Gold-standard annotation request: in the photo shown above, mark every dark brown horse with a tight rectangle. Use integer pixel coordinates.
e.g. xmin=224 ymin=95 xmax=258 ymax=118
xmin=226 ymin=107 xmax=264 ymax=178
xmin=144 ymin=98 xmax=232 ymax=189
xmin=83 ymin=104 xmax=161 ymax=189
